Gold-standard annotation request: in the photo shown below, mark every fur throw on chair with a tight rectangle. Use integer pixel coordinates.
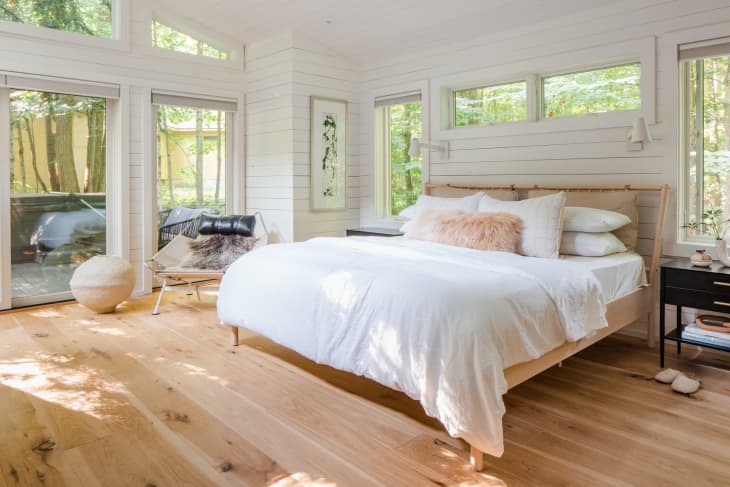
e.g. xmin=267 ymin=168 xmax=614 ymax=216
xmin=181 ymin=234 xmax=258 ymax=270
xmin=405 ymin=209 xmax=522 ymax=253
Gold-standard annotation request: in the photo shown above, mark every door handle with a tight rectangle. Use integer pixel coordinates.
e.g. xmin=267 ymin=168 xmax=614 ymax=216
xmin=714 ymin=300 xmax=730 ymax=307
xmin=714 ymin=281 xmax=730 ymax=287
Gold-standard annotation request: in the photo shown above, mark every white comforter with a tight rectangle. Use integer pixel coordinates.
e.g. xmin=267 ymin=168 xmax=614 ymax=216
xmin=218 ymin=237 xmax=607 ymax=456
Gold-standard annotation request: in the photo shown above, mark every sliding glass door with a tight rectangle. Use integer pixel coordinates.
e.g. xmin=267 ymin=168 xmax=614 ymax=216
xmin=1 ymin=84 xmax=111 ymax=308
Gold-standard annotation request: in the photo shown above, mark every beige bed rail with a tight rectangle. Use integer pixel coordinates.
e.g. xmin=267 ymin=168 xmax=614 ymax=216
xmin=425 ymin=183 xmax=670 ymax=347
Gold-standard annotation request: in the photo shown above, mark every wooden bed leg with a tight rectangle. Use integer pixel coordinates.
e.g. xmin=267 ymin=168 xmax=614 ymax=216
xmin=230 ymin=326 xmax=239 ymax=346
xmin=470 ymin=445 xmax=484 ymax=472
xmin=647 ymin=306 xmax=657 ymax=349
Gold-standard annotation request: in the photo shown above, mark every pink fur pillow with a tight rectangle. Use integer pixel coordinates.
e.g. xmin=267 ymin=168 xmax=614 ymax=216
xmin=405 ymin=209 xmax=522 ymax=252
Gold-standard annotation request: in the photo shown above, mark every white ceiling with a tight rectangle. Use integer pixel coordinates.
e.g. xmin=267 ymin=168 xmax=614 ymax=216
xmin=166 ymin=0 xmax=611 ymax=62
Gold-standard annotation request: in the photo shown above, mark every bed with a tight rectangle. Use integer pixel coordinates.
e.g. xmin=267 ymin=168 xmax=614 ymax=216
xmin=218 ymin=183 xmax=669 ymax=471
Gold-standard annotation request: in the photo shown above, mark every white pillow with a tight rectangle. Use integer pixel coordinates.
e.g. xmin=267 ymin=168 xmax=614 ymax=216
xmin=560 ymin=231 xmax=627 ymax=257
xmin=478 ymin=192 xmax=566 ymax=259
xmin=563 ymin=207 xmax=631 ymax=233
xmin=399 ymin=192 xmax=484 ymax=231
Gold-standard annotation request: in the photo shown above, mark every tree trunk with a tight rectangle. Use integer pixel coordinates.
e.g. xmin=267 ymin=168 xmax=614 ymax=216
xmin=214 ymin=111 xmax=222 ymax=205
xmin=159 ymin=107 xmax=175 ymax=207
xmin=195 ymin=40 xmax=205 ymax=207
xmin=24 ymin=116 xmax=48 ymax=193
xmin=54 ymin=96 xmax=81 ymax=193
xmin=43 ymin=94 xmax=61 ymax=191
xmin=13 ymin=120 xmax=28 ymax=193
xmin=195 ymin=109 xmax=204 ymax=206
xmin=85 ymin=102 xmax=106 ymax=193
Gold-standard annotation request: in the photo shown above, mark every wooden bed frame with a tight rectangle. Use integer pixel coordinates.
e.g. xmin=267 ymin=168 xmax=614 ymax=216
xmin=228 ymin=183 xmax=670 ymax=472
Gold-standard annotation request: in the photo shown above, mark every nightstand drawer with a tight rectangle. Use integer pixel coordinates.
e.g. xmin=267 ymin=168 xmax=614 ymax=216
xmin=664 ymin=287 xmax=730 ymax=313
xmin=664 ymin=267 xmax=730 ymax=297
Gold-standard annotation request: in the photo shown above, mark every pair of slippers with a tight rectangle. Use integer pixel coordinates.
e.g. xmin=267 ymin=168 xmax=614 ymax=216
xmin=654 ymin=368 xmax=701 ymax=394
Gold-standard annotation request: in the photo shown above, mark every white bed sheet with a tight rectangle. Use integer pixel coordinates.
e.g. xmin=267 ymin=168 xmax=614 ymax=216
xmin=218 ymin=237 xmax=608 ymax=456
xmin=561 ymin=252 xmax=647 ymax=302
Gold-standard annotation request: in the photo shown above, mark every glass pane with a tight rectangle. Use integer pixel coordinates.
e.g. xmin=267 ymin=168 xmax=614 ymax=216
xmin=0 ymin=0 xmax=112 ymax=38
xmin=453 ymin=81 xmax=527 ymax=127
xmin=542 ymin=63 xmax=641 ymax=118
xmin=10 ymin=90 xmax=107 ymax=299
xmin=388 ymin=102 xmax=422 ymax=216
xmin=156 ymin=105 xmax=226 ymax=247
xmin=684 ymin=55 xmax=730 ymax=240
xmin=152 ymin=20 xmax=229 ymax=60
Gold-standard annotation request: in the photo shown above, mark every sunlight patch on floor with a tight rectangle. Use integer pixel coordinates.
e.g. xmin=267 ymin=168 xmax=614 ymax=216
xmin=268 ymin=472 xmax=336 ymax=486
xmin=0 ymin=354 xmax=126 ymax=420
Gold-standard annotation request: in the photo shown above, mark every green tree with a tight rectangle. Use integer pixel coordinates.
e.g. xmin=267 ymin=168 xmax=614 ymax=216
xmin=0 ymin=0 xmax=112 ymax=38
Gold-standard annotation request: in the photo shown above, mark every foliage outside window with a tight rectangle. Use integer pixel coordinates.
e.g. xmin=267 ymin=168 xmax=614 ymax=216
xmin=682 ymin=55 xmax=730 ymax=240
xmin=453 ymin=81 xmax=527 ymax=127
xmin=542 ymin=63 xmax=641 ymax=118
xmin=0 ymin=0 xmax=112 ymax=38
xmin=152 ymin=20 xmax=228 ymax=60
xmin=377 ymin=101 xmax=423 ymax=216
xmin=156 ymin=105 xmax=227 ymax=216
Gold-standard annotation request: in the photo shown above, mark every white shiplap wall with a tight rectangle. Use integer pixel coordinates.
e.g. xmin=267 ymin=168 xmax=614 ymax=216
xmin=291 ymin=35 xmax=360 ymax=241
xmin=245 ymin=32 xmax=360 ymax=242
xmin=357 ymin=0 xmax=730 ymax=256
xmin=245 ymin=33 xmax=297 ymax=242
xmin=354 ymin=0 xmax=730 ymax=338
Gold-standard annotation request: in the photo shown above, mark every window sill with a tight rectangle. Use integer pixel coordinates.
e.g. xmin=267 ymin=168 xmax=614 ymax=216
xmin=0 ymin=19 xmax=129 ymax=52
xmin=438 ymin=110 xmax=641 ymax=140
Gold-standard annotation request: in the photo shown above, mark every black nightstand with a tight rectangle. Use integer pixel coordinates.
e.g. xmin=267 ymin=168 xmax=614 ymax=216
xmin=660 ymin=259 xmax=730 ymax=367
xmin=346 ymin=227 xmax=403 ymax=237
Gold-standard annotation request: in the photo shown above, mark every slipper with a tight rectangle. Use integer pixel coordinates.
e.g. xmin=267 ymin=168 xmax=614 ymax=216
xmin=654 ymin=368 xmax=681 ymax=384
xmin=671 ymin=374 xmax=701 ymax=395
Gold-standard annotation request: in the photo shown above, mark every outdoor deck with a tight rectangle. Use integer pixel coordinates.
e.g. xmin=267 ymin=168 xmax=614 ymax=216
xmin=11 ymin=262 xmax=75 ymax=299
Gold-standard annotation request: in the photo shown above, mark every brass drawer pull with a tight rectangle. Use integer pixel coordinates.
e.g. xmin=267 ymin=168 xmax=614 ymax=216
xmin=714 ymin=281 xmax=730 ymax=287
xmin=714 ymin=301 xmax=730 ymax=307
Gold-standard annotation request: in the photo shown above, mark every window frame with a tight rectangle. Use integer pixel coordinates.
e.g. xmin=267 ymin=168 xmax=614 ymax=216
xmin=678 ymin=50 xmax=730 ymax=244
xmin=538 ymin=61 xmax=643 ymax=121
xmin=0 ymin=73 xmax=125 ymax=309
xmin=151 ymin=18 xmax=230 ymax=61
xmin=147 ymin=11 xmax=242 ymax=65
xmin=432 ymin=37 xmax=655 ymax=140
xmin=150 ymin=92 xmax=237 ymax=252
xmin=0 ymin=0 xmax=129 ymax=51
xmin=368 ymin=81 xmax=429 ymax=225
xmin=451 ymin=79 xmax=529 ymax=128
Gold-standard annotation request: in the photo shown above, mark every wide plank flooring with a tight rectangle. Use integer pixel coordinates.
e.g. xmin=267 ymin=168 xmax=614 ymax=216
xmin=1 ymin=291 xmax=729 ymax=486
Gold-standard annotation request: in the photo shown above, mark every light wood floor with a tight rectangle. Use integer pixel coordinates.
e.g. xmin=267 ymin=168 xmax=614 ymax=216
xmin=2 ymin=293 xmax=730 ymax=487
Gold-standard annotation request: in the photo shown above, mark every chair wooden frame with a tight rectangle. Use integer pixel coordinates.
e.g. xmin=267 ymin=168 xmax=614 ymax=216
xmin=228 ymin=183 xmax=670 ymax=471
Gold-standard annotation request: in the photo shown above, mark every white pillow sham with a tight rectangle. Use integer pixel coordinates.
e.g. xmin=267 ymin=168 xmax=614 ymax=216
xmin=563 ymin=206 xmax=631 ymax=233
xmin=399 ymin=192 xmax=484 ymax=231
xmin=560 ymin=231 xmax=627 ymax=257
xmin=478 ymin=192 xmax=566 ymax=259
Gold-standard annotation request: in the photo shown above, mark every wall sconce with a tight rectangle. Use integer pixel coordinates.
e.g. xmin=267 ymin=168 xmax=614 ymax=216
xmin=408 ymin=138 xmax=450 ymax=161
xmin=627 ymin=116 xmax=652 ymax=151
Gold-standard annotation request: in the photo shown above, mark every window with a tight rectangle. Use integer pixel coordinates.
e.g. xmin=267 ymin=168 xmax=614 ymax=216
xmin=2 ymin=76 xmax=119 ymax=307
xmin=153 ymin=93 xmax=236 ymax=247
xmin=542 ymin=63 xmax=641 ymax=118
xmin=680 ymin=44 xmax=730 ymax=240
xmin=453 ymin=81 xmax=527 ymax=127
xmin=152 ymin=20 xmax=229 ymax=60
xmin=374 ymin=93 xmax=423 ymax=217
xmin=0 ymin=0 xmax=112 ymax=38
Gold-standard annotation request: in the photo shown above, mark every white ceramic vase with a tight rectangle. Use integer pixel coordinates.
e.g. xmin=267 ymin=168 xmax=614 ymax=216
xmin=70 ymin=255 xmax=136 ymax=313
xmin=716 ymin=239 xmax=730 ymax=267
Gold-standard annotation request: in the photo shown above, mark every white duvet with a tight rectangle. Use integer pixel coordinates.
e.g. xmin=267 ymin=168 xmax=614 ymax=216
xmin=218 ymin=237 xmax=607 ymax=456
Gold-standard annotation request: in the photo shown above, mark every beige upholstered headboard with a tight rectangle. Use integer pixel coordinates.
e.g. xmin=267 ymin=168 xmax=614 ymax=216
xmin=424 ymin=183 xmax=670 ymax=287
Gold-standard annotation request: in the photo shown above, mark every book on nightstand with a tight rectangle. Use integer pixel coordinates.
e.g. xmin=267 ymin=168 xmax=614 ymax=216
xmin=682 ymin=322 xmax=730 ymax=345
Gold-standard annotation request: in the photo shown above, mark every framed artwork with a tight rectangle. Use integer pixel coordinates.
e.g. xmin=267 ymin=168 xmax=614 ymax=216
xmin=310 ymin=96 xmax=348 ymax=211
